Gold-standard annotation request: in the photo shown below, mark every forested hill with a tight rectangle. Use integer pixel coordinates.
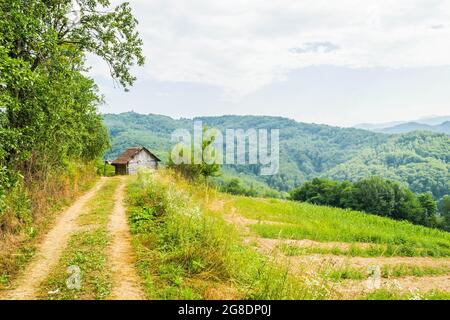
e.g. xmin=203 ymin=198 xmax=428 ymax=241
xmin=103 ymin=112 xmax=450 ymax=198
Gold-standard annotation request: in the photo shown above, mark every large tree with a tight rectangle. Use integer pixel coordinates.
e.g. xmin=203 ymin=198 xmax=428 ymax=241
xmin=0 ymin=0 xmax=144 ymax=87
xmin=0 ymin=0 xmax=144 ymax=224
xmin=0 ymin=0 xmax=144 ymax=169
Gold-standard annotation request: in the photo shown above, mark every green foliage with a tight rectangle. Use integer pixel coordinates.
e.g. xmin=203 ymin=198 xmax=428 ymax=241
xmin=327 ymin=132 xmax=450 ymax=199
xmin=352 ymin=177 xmax=397 ymax=216
xmin=0 ymin=0 xmax=143 ymax=228
xmin=103 ymin=113 xmax=449 ymax=199
xmin=418 ymin=193 xmax=438 ymax=219
xmin=95 ymin=160 xmax=115 ymax=177
xmin=212 ymin=174 xmax=286 ymax=199
xmin=290 ymin=176 xmax=444 ymax=229
xmin=129 ymin=206 xmax=156 ymax=234
xmin=168 ymin=125 xmax=222 ymax=182
xmin=219 ymin=178 xmax=258 ymax=197
xmin=439 ymin=195 xmax=450 ymax=218
xmin=0 ymin=0 xmax=144 ymax=89
xmin=439 ymin=195 xmax=450 ymax=231
xmin=290 ymin=178 xmax=353 ymax=208
xmin=0 ymin=177 xmax=31 ymax=233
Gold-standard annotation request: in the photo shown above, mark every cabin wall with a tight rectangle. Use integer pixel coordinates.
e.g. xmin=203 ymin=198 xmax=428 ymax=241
xmin=128 ymin=150 xmax=158 ymax=174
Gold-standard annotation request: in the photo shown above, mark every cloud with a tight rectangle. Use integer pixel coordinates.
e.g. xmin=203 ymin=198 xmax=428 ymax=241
xmin=98 ymin=0 xmax=450 ymax=96
xmin=290 ymin=42 xmax=340 ymax=54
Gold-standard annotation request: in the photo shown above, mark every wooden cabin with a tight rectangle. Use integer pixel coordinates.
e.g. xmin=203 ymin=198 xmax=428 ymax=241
xmin=111 ymin=147 xmax=161 ymax=175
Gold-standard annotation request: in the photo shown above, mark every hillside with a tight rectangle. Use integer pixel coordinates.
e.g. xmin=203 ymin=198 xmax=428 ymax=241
xmin=103 ymin=112 xmax=450 ymax=198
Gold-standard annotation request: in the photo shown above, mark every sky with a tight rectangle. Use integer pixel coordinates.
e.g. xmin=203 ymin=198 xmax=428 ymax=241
xmin=90 ymin=0 xmax=450 ymax=127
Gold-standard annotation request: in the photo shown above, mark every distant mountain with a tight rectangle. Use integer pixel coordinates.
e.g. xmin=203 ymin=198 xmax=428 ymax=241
xmin=354 ymin=121 xmax=405 ymax=131
xmin=378 ymin=121 xmax=450 ymax=134
xmin=437 ymin=121 xmax=450 ymax=132
xmin=416 ymin=115 xmax=450 ymax=126
xmin=103 ymin=112 xmax=450 ymax=198
xmin=355 ymin=115 xmax=450 ymax=134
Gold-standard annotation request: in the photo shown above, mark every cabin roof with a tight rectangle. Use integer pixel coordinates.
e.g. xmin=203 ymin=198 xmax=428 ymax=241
xmin=111 ymin=147 xmax=161 ymax=165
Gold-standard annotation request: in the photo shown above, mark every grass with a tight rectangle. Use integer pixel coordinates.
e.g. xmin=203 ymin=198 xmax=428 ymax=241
xmin=278 ymin=243 xmax=450 ymax=258
xmin=320 ymin=264 xmax=450 ymax=282
xmin=226 ymin=196 xmax=450 ymax=257
xmin=126 ymin=170 xmax=333 ymax=300
xmin=381 ymin=264 xmax=450 ymax=278
xmin=38 ymin=178 xmax=120 ymax=300
xmin=364 ymin=289 xmax=450 ymax=300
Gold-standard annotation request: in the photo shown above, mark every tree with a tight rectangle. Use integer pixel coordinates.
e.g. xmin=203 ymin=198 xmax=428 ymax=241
xmin=337 ymin=180 xmax=354 ymax=208
xmin=168 ymin=126 xmax=222 ymax=182
xmin=391 ymin=184 xmax=423 ymax=222
xmin=291 ymin=178 xmax=337 ymax=206
xmin=418 ymin=193 xmax=437 ymax=218
xmin=221 ymin=178 xmax=257 ymax=197
xmin=439 ymin=195 xmax=450 ymax=230
xmin=0 ymin=0 xmax=144 ymax=171
xmin=350 ymin=177 xmax=396 ymax=217
xmin=1 ymin=0 xmax=144 ymax=88
xmin=0 ymin=0 xmax=144 ymax=227
xmin=439 ymin=195 xmax=450 ymax=218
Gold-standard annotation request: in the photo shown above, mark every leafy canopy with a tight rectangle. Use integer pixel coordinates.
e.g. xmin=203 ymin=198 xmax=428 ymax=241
xmin=0 ymin=0 xmax=144 ymax=226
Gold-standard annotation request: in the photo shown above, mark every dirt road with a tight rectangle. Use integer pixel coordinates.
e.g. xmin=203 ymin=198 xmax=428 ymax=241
xmin=1 ymin=178 xmax=107 ymax=300
xmin=107 ymin=178 xmax=145 ymax=300
xmin=1 ymin=177 xmax=145 ymax=300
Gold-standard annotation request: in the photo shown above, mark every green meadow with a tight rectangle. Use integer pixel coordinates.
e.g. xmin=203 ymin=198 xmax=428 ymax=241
xmin=227 ymin=196 xmax=450 ymax=257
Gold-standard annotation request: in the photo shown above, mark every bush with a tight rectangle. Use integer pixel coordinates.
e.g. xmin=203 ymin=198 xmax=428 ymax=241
xmin=0 ymin=179 xmax=31 ymax=234
xmin=220 ymin=178 xmax=258 ymax=197
xmin=95 ymin=160 xmax=116 ymax=177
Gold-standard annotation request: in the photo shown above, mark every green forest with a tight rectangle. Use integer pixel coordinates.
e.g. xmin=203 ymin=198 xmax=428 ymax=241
xmin=103 ymin=112 xmax=449 ymax=198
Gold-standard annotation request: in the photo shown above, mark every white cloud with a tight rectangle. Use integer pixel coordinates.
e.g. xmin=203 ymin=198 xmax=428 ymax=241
xmin=100 ymin=0 xmax=450 ymax=95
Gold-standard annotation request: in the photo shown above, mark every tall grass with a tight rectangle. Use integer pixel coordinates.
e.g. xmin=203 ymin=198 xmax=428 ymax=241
xmin=126 ymin=170 xmax=332 ymax=300
xmin=229 ymin=196 xmax=450 ymax=257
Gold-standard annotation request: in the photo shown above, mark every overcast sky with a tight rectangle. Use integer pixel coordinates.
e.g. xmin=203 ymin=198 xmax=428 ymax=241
xmin=90 ymin=0 xmax=450 ymax=127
